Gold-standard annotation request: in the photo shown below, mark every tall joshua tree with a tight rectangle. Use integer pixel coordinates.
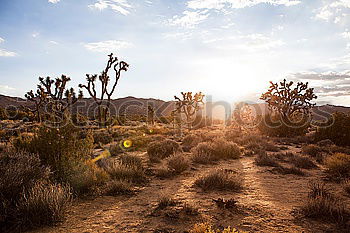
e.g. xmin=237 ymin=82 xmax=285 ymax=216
xmin=174 ymin=92 xmax=205 ymax=130
xmin=79 ymin=53 xmax=129 ymax=125
xmin=260 ymin=79 xmax=317 ymax=122
xmin=26 ymin=75 xmax=82 ymax=123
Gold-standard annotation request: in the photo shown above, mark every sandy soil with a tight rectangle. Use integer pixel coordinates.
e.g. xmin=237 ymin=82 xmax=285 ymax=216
xmin=33 ymin=145 xmax=349 ymax=233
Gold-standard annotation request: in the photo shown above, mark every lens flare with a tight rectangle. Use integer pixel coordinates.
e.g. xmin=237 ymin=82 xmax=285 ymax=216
xmin=123 ymin=139 xmax=133 ymax=148
xmin=149 ymin=129 xmax=154 ymax=134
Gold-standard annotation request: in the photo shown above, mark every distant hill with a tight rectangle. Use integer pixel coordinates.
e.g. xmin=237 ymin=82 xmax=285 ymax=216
xmin=0 ymin=94 xmax=349 ymax=121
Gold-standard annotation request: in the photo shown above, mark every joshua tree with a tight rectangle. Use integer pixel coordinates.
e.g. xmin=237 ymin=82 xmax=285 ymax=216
xmin=174 ymin=92 xmax=205 ymax=130
xmin=26 ymin=75 xmax=82 ymax=123
xmin=79 ymin=53 xmax=129 ymax=125
xmin=147 ymin=105 xmax=155 ymax=125
xmin=260 ymin=79 xmax=317 ymax=122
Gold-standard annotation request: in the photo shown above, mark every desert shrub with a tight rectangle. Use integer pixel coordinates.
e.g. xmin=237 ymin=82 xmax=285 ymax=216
xmin=120 ymin=154 xmax=143 ymax=170
xmin=342 ymin=180 xmax=350 ymax=195
xmin=181 ymin=203 xmax=199 ymax=216
xmin=289 ymin=154 xmax=317 ymax=169
xmin=105 ymin=180 xmax=132 ymax=196
xmin=64 ymin=161 xmax=109 ymax=195
xmin=191 ymin=138 xmax=241 ymax=164
xmin=105 ymin=160 xmax=146 ymax=184
xmin=224 ymin=129 xmax=241 ymax=142
xmin=301 ymin=181 xmax=347 ymax=223
xmin=182 ymin=134 xmax=203 ymax=152
xmin=301 ymin=144 xmax=323 ymax=157
xmin=315 ymin=112 xmax=350 ymax=146
xmin=194 ymin=169 xmax=242 ymax=192
xmin=93 ymin=130 xmax=113 ymax=145
xmin=254 ymin=153 xmax=279 ymax=167
xmin=109 ymin=144 xmax=123 ymax=156
xmin=147 ymin=139 xmax=181 ymax=162
xmin=166 ymin=154 xmax=190 ymax=175
xmin=156 ymin=196 xmax=178 ymax=209
xmin=190 ymin=223 xmax=240 ymax=233
xmin=271 ymin=165 xmax=305 ymax=176
xmin=17 ymin=182 xmax=72 ymax=228
xmin=258 ymin=114 xmax=310 ymax=137
xmin=14 ymin=123 xmax=94 ymax=184
xmin=325 ymin=153 xmax=350 ymax=179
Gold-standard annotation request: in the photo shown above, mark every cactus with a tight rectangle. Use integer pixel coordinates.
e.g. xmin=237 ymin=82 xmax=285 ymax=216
xmin=174 ymin=92 xmax=205 ymax=130
xmin=79 ymin=53 xmax=129 ymax=126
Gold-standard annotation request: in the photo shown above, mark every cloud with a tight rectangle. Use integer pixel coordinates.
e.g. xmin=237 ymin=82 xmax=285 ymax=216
xmin=49 ymin=40 xmax=59 ymax=45
xmin=187 ymin=0 xmax=301 ymax=10
xmin=314 ymin=0 xmax=350 ymax=24
xmin=168 ymin=10 xmax=209 ymax=28
xmin=0 ymin=38 xmax=17 ymax=57
xmin=291 ymin=71 xmax=350 ymax=97
xmin=0 ymin=85 xmax=16 ymax=95
xmin=48 ymin=0 xmax=60 ymax=3
xmin=32 ymin=32 xmax=40 ymax=38
xmin=83 ymin=40 xmax=133 ymax=52
xmin=204 ymin=33 xmax=284 ymax=51
xmin=88 ymin=0 xmax=132 ymax=15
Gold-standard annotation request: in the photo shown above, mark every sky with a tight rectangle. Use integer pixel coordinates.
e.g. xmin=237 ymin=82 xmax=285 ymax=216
xmin=1 ymin=0 xmax=350 ymax=106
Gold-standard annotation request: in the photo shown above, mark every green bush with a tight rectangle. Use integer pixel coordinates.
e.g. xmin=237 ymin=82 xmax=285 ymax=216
xmin=14 ymin=123 xmax=95 ymax=189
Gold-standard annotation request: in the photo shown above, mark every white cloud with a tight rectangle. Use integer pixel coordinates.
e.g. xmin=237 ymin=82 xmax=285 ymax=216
xmin=49 ymin=40 xmax=59 ymax=45
xmin=32 ymin=32 xmax=40 ymax=38
xmin=0 ymin=49 xmax=17 ymax=57
xmin=314 ymin=0 xmax=350 ymax=24
xmin=83 ymin=40 xmax=133 ymax=52
xmin=89 ymin=0 xmax=132 ymax=15
xmin=48 ymin=0 xmax=60 ymax=3
xmin=187 ymin=0 xmax=301 ymax=10
xmin=0 ymin=37 xmax=4 ymax=43
xmin=168 ymin=10 xmax=209 ymax=28
xmin=0 ymin=85 xmax=16 ymax=95
xmin=204 ymin=33 xmax=284 ymax=51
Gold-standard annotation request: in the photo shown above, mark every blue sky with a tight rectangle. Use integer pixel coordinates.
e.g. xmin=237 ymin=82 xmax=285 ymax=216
xmin=1 ymin=0 xmax=350 ymax=105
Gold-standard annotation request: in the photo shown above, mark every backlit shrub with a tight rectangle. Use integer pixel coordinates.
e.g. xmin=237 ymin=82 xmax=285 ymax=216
xmin=325 ymin=153 xmax=350 ymax=179
xmin=147 ymin=139 xmax=181 ymax=162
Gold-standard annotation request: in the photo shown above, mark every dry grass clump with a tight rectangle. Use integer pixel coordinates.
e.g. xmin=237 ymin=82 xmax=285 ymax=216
xmin=166 ymin=154 xmax=190 ymax=175
xmin=105 ymin=180 xmax=133 ymax=196
xmin=17 ymin=182 xmax=72 ymax=227
xmin=288 ymin=154 xmax=317 ymax=169
xmin=271 ymin=165 xmax=305 ymax=176
xmin=182 ymin=134 xmax=203 ymax=152
xmin=190 ymin=223 xmax=240 ymax=233
xmin=194 ymin=169 xmax=242 ymax=192
xmin=105 ymin=159 xmax=147 ymax=184
xmin=156 ymin=196 xmax=178 ymax=209
xmin=147 ymin=139 xmax=181 ymax=162
xmin=325 ymin=153 xmax=350 ymax=180
xmin=254 ymin=152 xmax=279 ymax=167
xmin=191 ymin=138 xmax=241 ymax=164
xmin=342 ymin=180 xmax=350 ymax=195
xmin=301 ymin=181 xmax=347 ymax=223
xmin=302 ymin=144 xmax=323 ymax=157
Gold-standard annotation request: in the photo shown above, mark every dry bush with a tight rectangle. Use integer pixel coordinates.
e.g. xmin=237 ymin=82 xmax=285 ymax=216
xmin=271 ymin=165 xmax=305 ymax=176
xmin=17 ymin=182 xmax=72 ymax=228
xmin=181 ymin=203 xmax=199 ymax=216
xmin=120 ymin=154 xmax=143 ymax=170
xmin=93 ymin=130 xmax=113 ymax=146
xmin=288 ymin=154 xmax=317 ymax=169
xmin=182 ymin=134 xmax=203 ymax=152
xmin=189 ymin=223 xmax=240 ymax=233
xmin=224 ymin=130 xmax=241 ymax=142
xmin=254 ymin=152 xmax=280 ymax=167
xmin=302 ymin=144 xmax=323 ymax=157
xmin=105 ymin=180 xmax=132 ymax=196
xmin=156 ymin=196 xmax=178 ymax=209
xmin=301 ymin=181 xmax=347 ymax=223
xmin=342 ymin=180 xmax=350 ymax=195
xmin=109 ymin=144 xmax=123 ymax=156
xmin=194 ymin=169 xmax=242 ymax=192
xmin=325 ymin=153 xmax=350 ymax=179
xmin=105 ymin=160 xmax=146 ymax=184
xmin=191 ymin=138 xmax=241 ymax=164
xmin=147 ymin=139 xmax=181 ymax=162
xmin=166 ymin=154 xmax=190 ymax=175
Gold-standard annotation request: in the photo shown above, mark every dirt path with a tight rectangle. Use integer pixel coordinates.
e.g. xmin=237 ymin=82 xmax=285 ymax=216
xmin=34 ymin=147 xmax=341 ymax=233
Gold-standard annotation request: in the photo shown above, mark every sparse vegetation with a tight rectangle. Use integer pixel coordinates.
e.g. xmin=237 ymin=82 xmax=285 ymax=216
xmin=324 ymin=153 xmax=350 ymax=179
xmin=147 ymin=139 xmax=181 ymax=162
xmin=254 ymin=152 xmax=280 ymax=167
xmin=194 ymin=169 xmax=242 ymax=192
xmin=166 ymin=154 xmax=190 ymax=175
xmin=190 ymin=223 xmax=240 ymax=233
xmin=105 ymin=180 xmax=133 ymax=196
